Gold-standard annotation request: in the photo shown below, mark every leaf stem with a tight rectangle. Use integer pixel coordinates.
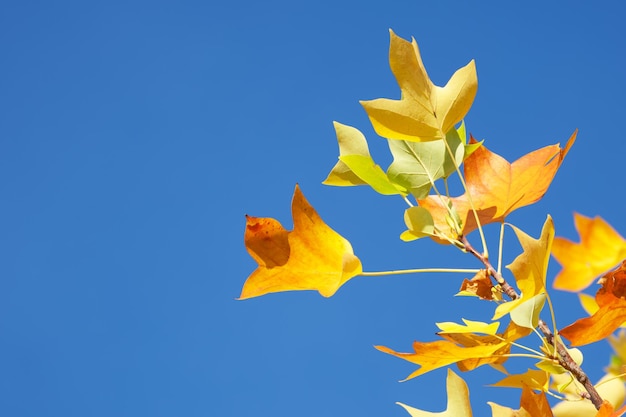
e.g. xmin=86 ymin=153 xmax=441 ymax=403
xmin=360 ymin=268 xmax=481 ymax=277
xmin=441 ymin=132 xmax=489 ymax=258
xmin=497 ymin=222 xmax=505 ymax=275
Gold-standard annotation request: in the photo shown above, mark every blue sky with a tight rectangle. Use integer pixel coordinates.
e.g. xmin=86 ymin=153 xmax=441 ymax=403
xmin=1 ymin=1 xmax=625 ymax=416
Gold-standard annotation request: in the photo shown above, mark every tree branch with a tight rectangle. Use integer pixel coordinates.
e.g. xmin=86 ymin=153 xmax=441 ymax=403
xmin=460 ymin=235 xmax=604 ymax=410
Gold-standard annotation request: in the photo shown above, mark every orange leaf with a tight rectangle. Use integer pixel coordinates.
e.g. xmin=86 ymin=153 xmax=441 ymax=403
xmin=519 ymin=385 xmax=553 ymax=416
xmin=419 ymin=132 xmax=576 ymax=239
xmin=560 ymin=261 xmax=626 ymax=346
xmin=438 ymin=321 xmax=531 ymax=373
xmin=595 ymin=402 xmax=615 ymax=417
xmin=552 ymin=213 xmax=626 ymax=292
xmin=375 ymin=339 xmax=507 ymax=381
xmin=606 ymin=404 xmax=626 ymax=417
xmin=457 ymin=269 xmax=502 ymax=301
xmin=489 ymin=385 xmax=553 ymax=417
xmin=378 ymin=320 xmax=531 ymax=381
xmin=240 ymin=185 xmax=362 ymax=299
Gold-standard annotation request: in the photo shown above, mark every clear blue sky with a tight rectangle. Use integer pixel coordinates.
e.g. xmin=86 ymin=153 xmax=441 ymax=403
xmin=1 ymin=1 xmax=625 ymax=416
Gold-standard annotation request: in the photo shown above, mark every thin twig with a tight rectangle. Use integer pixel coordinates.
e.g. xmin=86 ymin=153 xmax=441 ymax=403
xmin=460 ymin=234 xmax=604 ymax=410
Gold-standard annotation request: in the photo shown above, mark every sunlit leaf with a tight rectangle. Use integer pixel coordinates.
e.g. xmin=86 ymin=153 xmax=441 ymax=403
xmin=437 ymin=321 xmax=531 ymax=373
xmin=519 ymin=386 xmax=553 ymax=416
xmin=361 ymin=30 xmax=477 ymax=142
xmin=488 ymin=402 xmax=530 ymax=417
xmin=510 ymin=293 xmax=546 ymax=329
xmin=323 ymin=122 xmax=407 ymax=195
xmin=386 ymin=124 xmax=466 ymax=199
xmin=493 ymin=216 xmax=554 ymax=320
xmin=436 ymin=319 xmax=500 ymax=335
xmin=489 ymin=385 xmax=553 ymax=416
xmin=552 ymin=213 xmax=626 ymax=292
xmin=491 ymin=369 xmax=550 ymax=392
xmin=375 ymin=339 xmax=507 ymax=381
xmin=457 ymin=270 xmax=502 ymax=301
xmin=418 ymin=133 xmax=575 ymax=240
xmin=340 ymin=154 xmax=407 ymax=195
xmin=240 ymin=185 xmax=362 ymax=298
xmin=560 ymin=261 xmax=626 ymax=346
xmin=397 ymin=369 xmax=473 ymax=416
xmin=401 ymin=206 xmax=436 ymax=241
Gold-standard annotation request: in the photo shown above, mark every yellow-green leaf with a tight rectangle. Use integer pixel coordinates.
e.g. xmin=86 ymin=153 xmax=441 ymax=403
xmin=510 ymin=293 xmax=546 ymax=329
xmin=401 ymin=206 xmax=435 ymax=241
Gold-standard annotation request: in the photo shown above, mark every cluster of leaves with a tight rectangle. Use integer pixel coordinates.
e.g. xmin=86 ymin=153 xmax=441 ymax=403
xmin=240 ymin=30 xmax=626 ymax=416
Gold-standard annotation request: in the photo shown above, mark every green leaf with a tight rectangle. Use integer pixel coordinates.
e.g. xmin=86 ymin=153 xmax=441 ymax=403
xmin=510 ymin=293 xmax=546 ymax=329
xmin=401 ymin=206 xmax=435 ymax=241
xmin=386 ymin=123 xmax=478 ymax=199
xmin=323 ymin=121 xmax=407 ymax=196
xmin=339 ymin=154 xmax=406 ymax=195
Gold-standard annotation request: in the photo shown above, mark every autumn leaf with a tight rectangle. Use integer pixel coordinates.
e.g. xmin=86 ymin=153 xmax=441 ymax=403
xmin=397 ymin=369 xmax=473 ymax=416
xmin=560 ymin=261 xmax=626 ymax=346
xmin=387 ymin=123 xmax=478 ymax=199
xmin=491 ymin=369 xmax=550 ymax=392
xmin=240 ymin=184 xmax=362 ymax=299
xmin=378 ymin=320 xmax=531 ymax=381
xmin=440 ymin=321 xmax=532 ymax=373
xmin=487 ymin=402 xmax=528 ymax=417
xmin=361 ymin=29 xmax=477 ymax=142
xmin=436 ymin=319 xmax=500 ymax=335
xmin=578 ymin=293 xmax=626 ymax=330
xmin=493 ymin=216 xmax=554 ymax=321
xmin=323 ymin=121 xmax=407 ymax=195
xmin=418 ymin=132 xmax=576 ymax=239
xmin=552 ymin=213 xmax=626 ymax=292
xmin=375 ymin=339 xmax=508 ymax=381
xmin=489 ymin=385 xmax=553 ymax=417
xmin=457 ymin=269 xmax=503 ymax=301
xmin=519 ymin=386 xmax=554 ymax=417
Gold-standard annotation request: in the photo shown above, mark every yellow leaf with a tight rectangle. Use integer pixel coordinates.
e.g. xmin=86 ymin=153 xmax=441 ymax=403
xmin=552 ymin=213 xmax=626 ymax=292
xmin=491 ymin=369 xmax=550 ymax=392
xmin=361 ymin=30 xmax=477 ymax=142
xmin=436 ymin=319 xmax=500 ymax=335
xmin=493 ymin=216 xmax=554 ymax=320
xmin=488 ymin=401 xmax=531 ymax=417
xmin=397 ymin=369 xmax=473 ymax=416
xmin=240 ymin=185 xmax=362 ymax=298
